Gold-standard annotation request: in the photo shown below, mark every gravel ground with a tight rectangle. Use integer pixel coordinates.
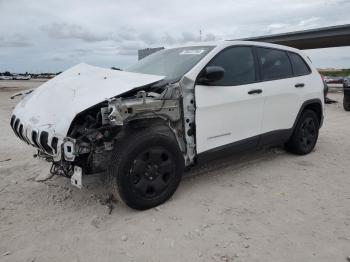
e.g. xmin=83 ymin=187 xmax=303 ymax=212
xmin=0 ymin=80 xmax=349 ymax=262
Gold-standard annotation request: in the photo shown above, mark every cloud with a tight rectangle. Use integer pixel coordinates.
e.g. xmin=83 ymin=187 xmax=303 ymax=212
xmin=297 ymin=17 xmax=321 ymax=28
xmin=0 ymin=34 xmax=32 ymax=48
xmin=41 ymin=21 xmax=216 ymax=53
xmin=51 ymin=55 xmax=65 ymax=62
xmin=0 ymin=0 xmax=349 ymax=72
xmin=42 ymin=22 xmax=110 ymax=42
xmin=118 ymin=49 xmax=138 ymax=56
xmin=138 ymin=32 xmax=158 ymax=45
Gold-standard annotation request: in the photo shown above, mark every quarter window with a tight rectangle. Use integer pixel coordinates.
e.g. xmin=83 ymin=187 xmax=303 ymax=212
xmin=289 ymin=52 xmax=311 ymax=76
xmin=206 ymin=46 xmax=256 ymax=86
xmin=256 ymin=47 xmax=292 ymax=81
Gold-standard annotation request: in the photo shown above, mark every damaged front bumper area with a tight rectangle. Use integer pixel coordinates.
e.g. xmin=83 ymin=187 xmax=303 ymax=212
xmin=10 ymin=114 xmax=61 ymax=159
xmin=10 ymin=114 xmax=80 ymax=162
xmin=9 ymin=116 xmax=113 ymax=189
xmin=10 ymin=115 xmax=82 ymax=185
xmin=9 ymin=63 xmax=187 ymax=188
xmin=10 ymin=115 xmax=81 ymax=176
xmin=10 ymin=87 xmax=183 ymax=189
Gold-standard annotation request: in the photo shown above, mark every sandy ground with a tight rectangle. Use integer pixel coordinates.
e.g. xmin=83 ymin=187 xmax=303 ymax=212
xmin=0 ymin=80 xmax=349 ymax=262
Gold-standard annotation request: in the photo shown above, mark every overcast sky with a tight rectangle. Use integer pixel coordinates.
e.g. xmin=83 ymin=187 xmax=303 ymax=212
xmin=0 ymin=0 xmax=350 ymax=73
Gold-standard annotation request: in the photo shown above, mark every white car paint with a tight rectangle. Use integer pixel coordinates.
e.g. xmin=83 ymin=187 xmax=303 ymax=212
xmin=195 ymin=82 xmax=264 ymax=153
xmin=261 ymin=54 xmax=322 ymax=134
xmin=181 ymin=41 xmax=324 ymax=154
xmin=12 ymin=63 xmax=165 ymax=137
xmin=11 ymin=41 xmax=324 ymax=167
xmin=259 ymin=77 xmax=302 ymax=133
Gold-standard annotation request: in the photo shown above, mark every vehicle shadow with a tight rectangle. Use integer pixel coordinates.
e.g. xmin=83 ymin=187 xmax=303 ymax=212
xmin=25 ymin=146 xmax=286 ymax=214
xmin=184 ymin=146 xmax=285 ymax=180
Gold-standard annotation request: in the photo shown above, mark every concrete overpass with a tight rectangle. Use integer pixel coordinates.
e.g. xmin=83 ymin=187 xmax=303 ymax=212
xmin=241 ymin=24 xmax=350 ymax=50
xmin=139 ymin=24 xmax=350 ymax=59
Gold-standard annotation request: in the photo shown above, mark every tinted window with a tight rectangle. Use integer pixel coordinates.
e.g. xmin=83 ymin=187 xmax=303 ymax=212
xmin=289 ymin=52 xmax=311 ymax=76
xmin=257 ymin=47 xmax=292 ymax=80
xmin=207 ymin=46 xmax=256 ymax=85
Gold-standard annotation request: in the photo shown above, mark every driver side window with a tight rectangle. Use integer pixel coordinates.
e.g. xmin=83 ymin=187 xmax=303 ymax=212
xmin=207 ymin=46 xmax=256 ymax=86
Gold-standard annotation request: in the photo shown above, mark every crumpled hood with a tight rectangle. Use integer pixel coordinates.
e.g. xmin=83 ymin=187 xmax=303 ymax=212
xmin=12 ymin=63 xmax=165 ymax=136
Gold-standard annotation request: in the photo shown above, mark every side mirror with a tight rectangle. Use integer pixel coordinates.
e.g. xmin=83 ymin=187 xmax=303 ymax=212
xmin=198 ymin=66 xmax=225 ymax=84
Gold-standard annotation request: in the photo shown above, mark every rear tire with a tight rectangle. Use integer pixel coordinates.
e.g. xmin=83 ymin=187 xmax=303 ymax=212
xmin=344 ymin=94 xmax=350 ymax=111
xmin=285 ymin=110 xmax=319 ymax=155
xmin=107 ymin=127 xmax=184 ymax=210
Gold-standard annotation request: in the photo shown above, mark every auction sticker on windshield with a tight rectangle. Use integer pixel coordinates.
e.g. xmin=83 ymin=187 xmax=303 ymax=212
xmin=179 ymin=49 xmax=205 ymax=55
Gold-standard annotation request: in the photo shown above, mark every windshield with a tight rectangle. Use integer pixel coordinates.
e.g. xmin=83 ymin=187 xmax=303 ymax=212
xmin=126 ymin=46 xmax=214 ymax=82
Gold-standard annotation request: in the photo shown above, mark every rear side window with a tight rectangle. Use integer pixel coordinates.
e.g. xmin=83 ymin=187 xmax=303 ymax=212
xmin=256 ymin=47 xmax=292 ymax=81
xmin=289 ymin=52 xmax=311 ymax=76
xmin=207 ymin=46 xmax=256 ymax=86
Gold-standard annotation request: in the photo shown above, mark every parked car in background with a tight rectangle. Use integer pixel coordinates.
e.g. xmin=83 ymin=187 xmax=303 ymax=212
xmin=323 ymin=76 xmax=332 ymax=83
xmin=332 ymin=76 xmax=344 ymax=84
xmin=325 ymin=76 xmax=344 ymax=84
xmin=343 ymin=76 xmax=350 ymax=111
xmin=325 ymin=76 xmax=343 ymax=84
xmin=10 ymin=41 xmax=324 ymax=210
xmin=13 ymin=75 xmax=31 ymax=80
xmin=0 ymin=75 xmax=13 ymax=80
xmin=344 ymin=77 xmax=349 ymax=88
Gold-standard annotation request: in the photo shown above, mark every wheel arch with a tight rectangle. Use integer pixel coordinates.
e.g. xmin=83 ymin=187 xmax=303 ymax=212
xmin=292 ymin=99 xmax=323 ymax=131
xmin=124 ymin=116 xmax=187 ymax=157
xmin=126 ymin=117 xmax=169 ymax=130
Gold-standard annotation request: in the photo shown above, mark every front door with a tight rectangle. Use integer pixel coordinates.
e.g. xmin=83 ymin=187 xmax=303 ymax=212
xmin=195 ymin=46 xmax=264 ymax=154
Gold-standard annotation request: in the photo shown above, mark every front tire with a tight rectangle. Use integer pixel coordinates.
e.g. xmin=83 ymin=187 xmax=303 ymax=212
xmin=107 ymin=127 xmax=184 ymax=210
xmin=285 ymin=110 xmax=320 ymax=155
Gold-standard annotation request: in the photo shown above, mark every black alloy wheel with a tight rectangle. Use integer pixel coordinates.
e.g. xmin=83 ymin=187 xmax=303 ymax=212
xmin=285 ymin=109 xmax=319 ymax=155
xmin=299 ymin=116 xmax=317 ymax=152
xmin=108 ymin=127 xmax=184 ymax=210
xmin=129 ymin=147 xmax=176 ymax=199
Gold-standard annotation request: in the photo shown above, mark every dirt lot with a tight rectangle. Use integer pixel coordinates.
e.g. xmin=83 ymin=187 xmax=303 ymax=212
xmin=0 ymin=80 xmax=349 ymax=262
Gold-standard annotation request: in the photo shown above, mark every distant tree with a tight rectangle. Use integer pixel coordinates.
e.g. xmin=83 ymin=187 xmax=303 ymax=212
xmin=4 ymin=71 xmax=12 ymax=76
xmin=319 ymin=69 xmax=350 ymax=77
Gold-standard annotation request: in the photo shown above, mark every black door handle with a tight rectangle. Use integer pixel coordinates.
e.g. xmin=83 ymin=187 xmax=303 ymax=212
xmin=248 ymin=89 xmax=262 ymax=95
xmin=295 ymin=83 xmax=305 ymax=88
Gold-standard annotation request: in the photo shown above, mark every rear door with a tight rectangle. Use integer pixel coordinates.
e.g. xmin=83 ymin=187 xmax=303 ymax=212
xmin=255 ymin=47 xmax=303 ymax=135
xmin=195 ymin=46 xmax=265 ymax=154
xmin=288 ymin=51 xmax=314 ymax=100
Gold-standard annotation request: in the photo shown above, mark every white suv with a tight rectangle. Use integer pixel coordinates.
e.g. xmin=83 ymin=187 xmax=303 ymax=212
xmin=11 ymin=41 xmax=324 ymax=210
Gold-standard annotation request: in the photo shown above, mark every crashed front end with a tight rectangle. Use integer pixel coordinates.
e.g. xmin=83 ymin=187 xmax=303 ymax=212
xmin=10 ymin=63 xmax=184 ymax=186
xmin=10 ymin=113 xmax=62 ymax=159
xmin=9 ymin=112 xmax=76 ymax=178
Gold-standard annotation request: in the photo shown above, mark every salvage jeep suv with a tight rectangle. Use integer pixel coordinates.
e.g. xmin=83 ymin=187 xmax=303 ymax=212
xmin=10 ymin=41 xmax=324 ymax=210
